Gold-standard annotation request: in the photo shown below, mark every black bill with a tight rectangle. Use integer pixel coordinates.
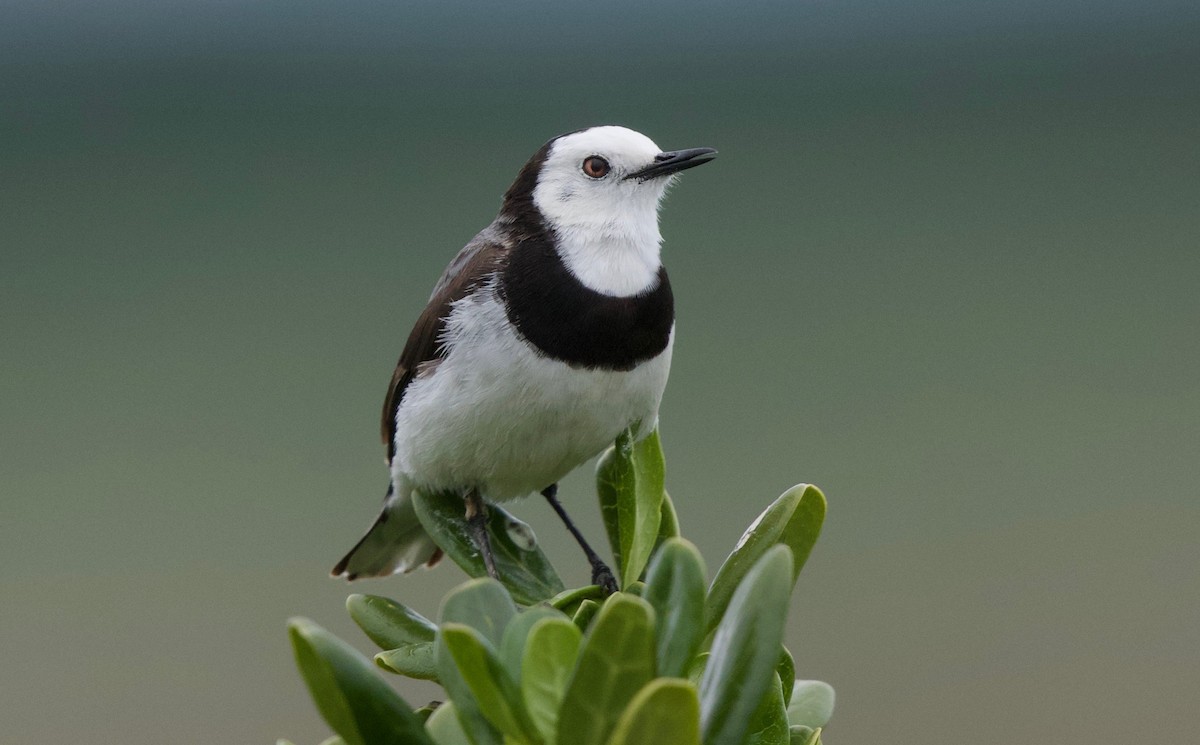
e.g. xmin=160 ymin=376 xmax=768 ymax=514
xmin=625 ymin=147 xmax=718 ymax=181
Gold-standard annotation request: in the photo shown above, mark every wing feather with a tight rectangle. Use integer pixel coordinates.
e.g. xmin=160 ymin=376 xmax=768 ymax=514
xmin=380 ymin=231 xmax=508 ymax=459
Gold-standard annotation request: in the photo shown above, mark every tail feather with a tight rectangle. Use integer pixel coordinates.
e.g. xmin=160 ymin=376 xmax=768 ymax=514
xmin=331 ymin=485 xmax=440 ymax=580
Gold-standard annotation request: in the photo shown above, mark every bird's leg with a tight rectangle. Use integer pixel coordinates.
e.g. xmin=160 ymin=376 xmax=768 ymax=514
xmin=541 ymin=483 xmax=619 ymax=594
xmin=464 ymin=489 xmax=499 ymax=580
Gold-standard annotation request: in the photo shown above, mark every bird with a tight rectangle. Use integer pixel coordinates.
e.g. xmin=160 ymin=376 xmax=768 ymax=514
xmin=331 ymin=125 xmax=716 ymax=591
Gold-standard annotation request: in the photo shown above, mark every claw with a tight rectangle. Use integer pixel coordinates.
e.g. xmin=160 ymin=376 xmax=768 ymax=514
xmin=592 ymin=562 xmax=619 ymax=596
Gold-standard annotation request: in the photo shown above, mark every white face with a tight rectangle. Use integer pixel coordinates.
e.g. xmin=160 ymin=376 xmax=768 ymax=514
xmin=532 ymin=125 xmax=671 ymax=237
xmin=532 ymin=126 xmax=672 ymax=296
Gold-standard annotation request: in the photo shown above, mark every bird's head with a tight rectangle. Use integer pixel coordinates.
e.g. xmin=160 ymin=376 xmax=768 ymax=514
xmin=501 ymin=125 xmax=715 ymax=295
xmin=503 ymin=125 xmax=716 ymax=239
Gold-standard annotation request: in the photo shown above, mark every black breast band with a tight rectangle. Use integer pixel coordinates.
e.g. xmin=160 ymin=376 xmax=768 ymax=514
xmin=499 ymin=237 xmax=674 ymax=371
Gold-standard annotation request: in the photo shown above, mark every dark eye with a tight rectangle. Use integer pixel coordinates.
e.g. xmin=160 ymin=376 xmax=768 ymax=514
xmin=582 ymin=156 xmax=610 ymax=179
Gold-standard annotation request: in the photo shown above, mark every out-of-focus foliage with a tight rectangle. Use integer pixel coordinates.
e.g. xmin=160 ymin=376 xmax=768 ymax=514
xmin=286 ymin=428 xmax=832 ymax=745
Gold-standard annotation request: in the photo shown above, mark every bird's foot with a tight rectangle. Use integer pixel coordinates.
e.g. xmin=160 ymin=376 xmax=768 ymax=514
xmin=591 ymin=560 xmax=619 ymax=596
xmin=465 ymin=491 xmax=500 ymax=580
xmin=470 ymin=516 xmax=499 ymax=580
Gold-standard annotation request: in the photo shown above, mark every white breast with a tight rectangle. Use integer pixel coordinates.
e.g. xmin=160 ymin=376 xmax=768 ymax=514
xmin=390 ymin=286 xmax=673 ymax=501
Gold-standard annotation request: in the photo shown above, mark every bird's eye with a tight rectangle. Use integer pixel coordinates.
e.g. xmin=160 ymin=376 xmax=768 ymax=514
xmin=582 ymin=156 xmax=610 ymax=179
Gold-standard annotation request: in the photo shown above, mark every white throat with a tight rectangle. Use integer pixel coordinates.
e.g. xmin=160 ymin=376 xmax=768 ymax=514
xmin=548 ymin=209 xmax=663 ymax=296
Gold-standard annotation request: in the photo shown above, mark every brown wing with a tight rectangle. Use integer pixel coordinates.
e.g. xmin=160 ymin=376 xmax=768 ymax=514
xmin=381 ymin=232 xmax=507 ymax=461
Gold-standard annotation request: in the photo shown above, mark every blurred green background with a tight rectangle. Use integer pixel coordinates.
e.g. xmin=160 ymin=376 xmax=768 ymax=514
xmin=3 ymin=1 xmax=1198 ymax=742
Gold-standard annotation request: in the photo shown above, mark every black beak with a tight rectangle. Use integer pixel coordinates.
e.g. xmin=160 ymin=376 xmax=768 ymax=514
xmin=625 ymin=147 xmax=718 ymax=181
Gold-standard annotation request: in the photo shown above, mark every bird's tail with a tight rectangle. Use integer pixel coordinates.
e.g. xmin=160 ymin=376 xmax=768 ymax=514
xmin=331 ymin=484 xmax=442 ymax=580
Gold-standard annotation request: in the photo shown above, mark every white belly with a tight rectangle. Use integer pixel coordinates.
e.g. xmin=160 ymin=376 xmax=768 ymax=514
xmin=390 ymin=291 xmax=673 ymax=501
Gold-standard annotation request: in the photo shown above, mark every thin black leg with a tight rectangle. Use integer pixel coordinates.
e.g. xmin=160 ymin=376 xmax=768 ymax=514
xmin=541 ymin=483 xmax=619 ymax=594
xmin=464 ymin=489 xmax=499 ymax=580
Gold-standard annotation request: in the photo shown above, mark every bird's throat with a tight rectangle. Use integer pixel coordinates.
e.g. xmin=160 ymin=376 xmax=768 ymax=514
xmin=552 ymin=225 xmax=663 ymax=297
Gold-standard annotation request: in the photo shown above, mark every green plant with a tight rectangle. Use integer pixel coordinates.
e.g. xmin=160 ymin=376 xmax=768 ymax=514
xmin=284 ymin=429 xmax=833 ymax=745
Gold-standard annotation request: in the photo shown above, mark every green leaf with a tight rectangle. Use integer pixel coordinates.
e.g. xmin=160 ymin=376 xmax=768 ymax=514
xmin=572 ymin=599 xmax=600 ymax=632
xmin=413 ymin=489 xmax=565 ymax=605
xmin=659 ymin=490 xmax=681 ymax=541
xmin=318 ymin=738 xmax=347 ymax=745
xmin=500 ymin=605 xmax=564 ymax=678
xmin=777 ymin=647 xmax=795 ymax=707
xmin=596 ymin=427 xmax=666 ymax=588
xmin=287 ymin=618 xmax=435 ymax=745
xmin=346 ymin=594 xmax=437 ymax=650
xmin=786 ymin=681 xmax=835 ymax=729
xmin=643 ymin=538 xmax=707 ymax=678
xmin=435 ymin=581 xmax=519 ymax=745
xmin=440 ymin=623 xmax=541 ymax=744
xmin=439 ymin=577 xmax=519 ymax=648
xmin=558 ymin=594 xmax=657 ymax=745
xmin=686 ymin=652 xmax=709 ymax=686
xmin=435 ymin=632 xmax=502 ymax=745
xmin=746 ymin=673 xmax=790 ymax=745
xmin=597 ymin=437 xmax=631 ymax=574
xmin=605 ymin=678 xmax=701 ymax=745
xmin=699 ymin=545 xmax=795 ymax=745
xmin=374 ymin=642 xmax=437 ymax=680
xmin=520 ymin=617 xmax=583 ymax=743
xmin=426 ymin=702 xmax=473 ymax=745
xmin=547 ymin=585 xmax=606 ymax=612
xmin=787 ymin=726 xmax=820 ymax=745
xmin=705 ymin=484 xmax=825 ymax=632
